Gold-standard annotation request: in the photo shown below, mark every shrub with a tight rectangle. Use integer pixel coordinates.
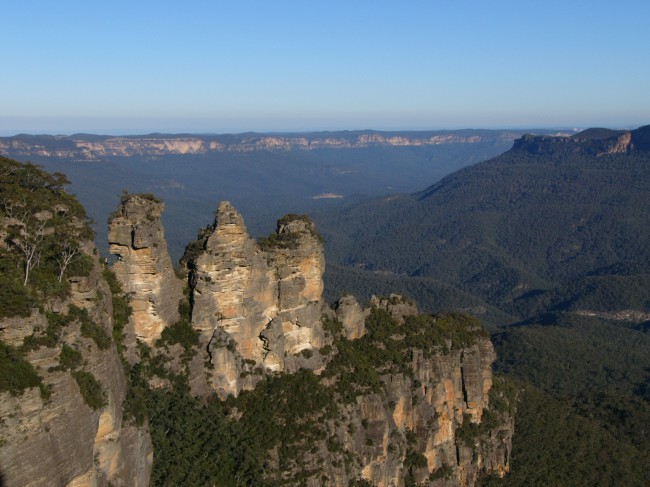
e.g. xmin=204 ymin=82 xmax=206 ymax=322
xmin=71 ymin=305 xmax=111 ymax=350
xmin=157 ymin=319 xmax=199 ymax=353
xmin=102 ymin=267 xmax=132 ymax=360
xmin=73 ymin=370 xmax=106 ymax=410
xmin=57 ymin=343 xmax=83 ymax=371
xmin=0 ymin=255 xmax=35 ymax=318
xmin=0 ymin=340 xmax=42 ymax=395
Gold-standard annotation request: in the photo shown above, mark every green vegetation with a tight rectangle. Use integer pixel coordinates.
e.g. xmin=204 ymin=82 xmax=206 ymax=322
xmin=156 ymin=299 xmax=198 ymax=358
xmin=77 ymin=312 xmax=111 ymax=350
xmin=310 ymin=132 xmax=650 ymax=484
xmin=21 ymin=304 xmax=111 ymax=352
xmin=404 ymin=449 xmax=429 ymax=487
xmin=484 ymin=312 xmax=650 ymax=486
xmin=118 ymin=307 xmax=493 ymax=485
xmin=429 ymin=463 xmax=453 ymax=481
xmin=323 ymin=308 xmax=489 ymax=403
xmin=73 ymin=370 xmax=106 ymax=410
xmin=258 ymin=214 xmax=323 ymax=251
xmin=0 ymin=340 xmax=42 ymax=395
xmin=102 ymin=267 xmax=132 ymax=359
xmin=0 ymin=156 xmax=94 ymax=316
xmin=8 ymin=131 xmax=650 ymax=483
xmin=0 ymin=254 xmax=36 ymax=318
xmin=316 ymin=135 xmax=650 ymax=325
xmin=133 ymin=192 xmax=162 ymax=204
xmin=56 ymin=343 xmax=83 ymax=371
xmin=479 ymin=385 xmax=649 ymax=486
xmin=138 ymin=369 xmax=338 ymax=486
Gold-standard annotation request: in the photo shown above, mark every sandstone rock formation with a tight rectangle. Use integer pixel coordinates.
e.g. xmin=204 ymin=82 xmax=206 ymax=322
xmin=183 ymin=202 xmax=327 ymax=396
xmin=258 ymin=297 xmax=512 ymax=487
xmin=0 ymin=250 xmax=152 ymax=487
xmin=334 ymin=294 xmax=365 ymax=339
xmin=108 ymin=193 xmax=183 ymax=354
xmin=1 ymin=160 xmax=513 ymax=487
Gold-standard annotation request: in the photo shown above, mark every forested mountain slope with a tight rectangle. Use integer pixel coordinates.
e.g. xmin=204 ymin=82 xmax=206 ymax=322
xmin=317 ymin=125 xmax=650 ymax=321
xmin=316 ymin=125 xmax=650 ymax=485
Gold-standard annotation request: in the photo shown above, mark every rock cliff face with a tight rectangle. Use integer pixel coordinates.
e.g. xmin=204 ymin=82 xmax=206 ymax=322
xmin=0 ymin=157 xmax=152 ymax=486
xmin=0 ymin=248 xmax=152 ymax=487
xmin=512 ymin=125 xmax=650 ymax=157
xmin=0 ymin=130 xmax=535 ymax=161
xmin=349 ymin=300 xmax=509 ymax=487
xmin=108 ymin=194 xmax=184 ymax=354
xmin=253 ymin=297 xmax=513 ymax=487
xmin=182 ymin=202 xmax=327 ymax=396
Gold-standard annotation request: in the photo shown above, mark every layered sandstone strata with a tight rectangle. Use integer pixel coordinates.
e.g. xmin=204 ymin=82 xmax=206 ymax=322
xmin=108 ymin=194 xmax=184 ymax=351
xmin=183 ymin=202 xmax=327 ymax=396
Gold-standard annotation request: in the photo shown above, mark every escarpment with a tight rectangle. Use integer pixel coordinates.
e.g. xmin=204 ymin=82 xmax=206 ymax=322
xmin=0 ymin=157 xmax=152 ymax=487
xmin=0 ymin=264 xmax=152 ymax=487
xmin=0 ymin=131 xmax=531 ymax=161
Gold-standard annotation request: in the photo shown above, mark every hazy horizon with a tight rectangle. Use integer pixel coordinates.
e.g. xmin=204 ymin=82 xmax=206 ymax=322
xmin=1 ymin=120 xmax=643 ymax=139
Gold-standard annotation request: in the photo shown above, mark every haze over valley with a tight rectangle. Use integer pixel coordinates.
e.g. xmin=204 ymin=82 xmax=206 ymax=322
xmin=0 ymin=129 xmax=560 ymax=260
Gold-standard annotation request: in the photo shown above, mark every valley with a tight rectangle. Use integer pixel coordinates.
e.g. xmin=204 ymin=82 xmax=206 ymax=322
xmin=1 ymin=125 xmax=649 ymax=486
xmin=0 ymin=129 xmax=562 ymax=260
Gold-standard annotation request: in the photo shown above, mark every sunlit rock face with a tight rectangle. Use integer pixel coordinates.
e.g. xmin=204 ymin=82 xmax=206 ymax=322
xmin=108 ymin=194 xmax=184 ymax=353
xmin=184 ymin=202 xmax=327 ymax=397
xmin=256 ymin=297 xmax=512 ymax=487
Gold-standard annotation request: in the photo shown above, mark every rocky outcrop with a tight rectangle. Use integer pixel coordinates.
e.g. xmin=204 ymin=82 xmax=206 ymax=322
xmin=0 ymin=250 xmax=152 ymax=487
xmin=104 ymin=196 xmax=512 ymax=485
xmin=1 ymin=158 xmax=512 ymax=486
xmin=573 ymin=309 xmax=650 ymax=323
xmin=258 ymin=298 xmax=513 ymax=487
xmin=108 ymin=193 xmax=183 ymax=353
xmin=512 ymin=125 xmax=650 ymax=157
xmin=263 ymin=215 xmax=327 ymax=370
xmin=183 ymin=202 xmax=327 ymax=397
xmin=334 ymin=295 xmax=365 ymax=339
xmin=351 ymin=301 xmax=511 ymax=487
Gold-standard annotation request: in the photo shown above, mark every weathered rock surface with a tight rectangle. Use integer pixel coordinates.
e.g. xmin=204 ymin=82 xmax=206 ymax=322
xmin=183 ymin=202 xmax=328 ymax=396
xmin=108 ymin=193 xmax=183 ymax=351
xmin=334 ymin=294 xmax=365 ymax=339
xmin=0 ymin=251 xmax=152 ymax=487
xmin=260 ymin=298 xmax=512 ymax=487
xmin=5 ymin=193 xmax=510 ymax=487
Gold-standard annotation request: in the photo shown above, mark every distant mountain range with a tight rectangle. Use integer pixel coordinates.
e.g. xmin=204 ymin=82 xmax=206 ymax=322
xmin=0 ymin=129 xmax=571 ymax=160
xmin=316 ymin=125 xmax=650 ymax=323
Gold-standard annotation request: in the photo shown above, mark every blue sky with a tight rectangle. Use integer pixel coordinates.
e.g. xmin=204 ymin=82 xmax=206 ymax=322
xmin=1 ymin=0 xmax=649 ymax=135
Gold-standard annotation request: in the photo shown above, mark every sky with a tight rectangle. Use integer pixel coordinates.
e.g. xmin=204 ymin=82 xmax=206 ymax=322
xmin=1 ymin=0 xmax=649 ymax=135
